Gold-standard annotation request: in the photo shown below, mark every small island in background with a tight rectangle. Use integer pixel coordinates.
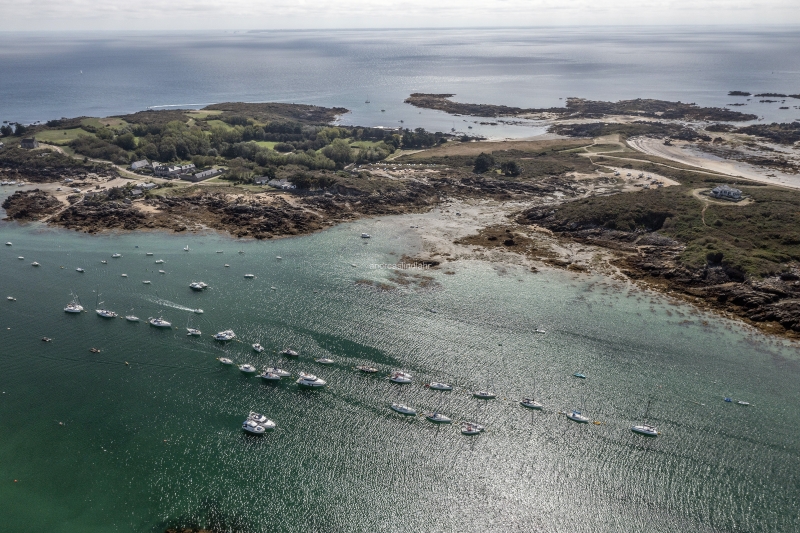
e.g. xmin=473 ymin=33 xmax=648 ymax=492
xmin=2 ymin=93 xmax=800 ymax=339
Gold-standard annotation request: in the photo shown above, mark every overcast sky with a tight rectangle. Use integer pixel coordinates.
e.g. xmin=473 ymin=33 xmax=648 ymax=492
xmin=2 ymin=0 xmax=799 ymax=31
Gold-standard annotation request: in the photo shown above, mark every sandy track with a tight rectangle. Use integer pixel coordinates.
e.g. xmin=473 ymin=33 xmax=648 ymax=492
xmin=628 ymin=137 xmax=800 ymax=190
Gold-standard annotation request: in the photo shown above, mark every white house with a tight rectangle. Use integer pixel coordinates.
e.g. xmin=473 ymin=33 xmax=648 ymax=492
xmin=711 ymin=185 xmax=742 ymax=200
xmin=153 ymin=164 xmax=195 ymax=177
xmin=184 ymin=168 xmax=222 ymax=182
xmin=130 ymin=159 xmax=149 ymax=171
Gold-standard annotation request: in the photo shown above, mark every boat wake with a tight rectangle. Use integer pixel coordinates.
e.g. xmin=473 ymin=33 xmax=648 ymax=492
xmin=142 ymin=296 xmax=199 ymax=313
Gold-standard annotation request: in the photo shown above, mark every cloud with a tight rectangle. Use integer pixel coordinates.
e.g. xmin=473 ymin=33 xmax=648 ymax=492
xmin=2 ymin=0 xmax=798 ymax=30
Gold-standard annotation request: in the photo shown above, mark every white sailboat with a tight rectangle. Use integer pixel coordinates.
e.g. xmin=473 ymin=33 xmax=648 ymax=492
xmin=520 ymin=378 xmax=543 ymax=409
xmin=95 ymin=293 xmax=117 ymax=318
xmin=64 ymin=292 xmax=84 ymax=313
xmin=567 ymin=396 xmax=590 ymax=423
xmin=631 ymin=399 xmax=659 ymax=437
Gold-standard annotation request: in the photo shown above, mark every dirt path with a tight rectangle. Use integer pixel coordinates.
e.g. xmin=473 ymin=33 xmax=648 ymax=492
xmin=628 ymin=137 xmax=800 ymax=190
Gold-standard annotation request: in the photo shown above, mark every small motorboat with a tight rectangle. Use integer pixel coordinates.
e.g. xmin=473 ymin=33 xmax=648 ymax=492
xmin=76 ymin=268 xmax=85 ymax=273
xmin=361 ymin=233 xmax=371 ymax=239
xmin=238 ymin=250 xmax=244 ymax=254
xmin=473 ymin=391 xmax=496 ymax=400
xmin=31 ymin=262 xmax=40 ymax=267
xmin=242 ymin=419 xmax=266 ymax=435
xmin=126 ymin=315 xmax=139 ymax=322
xmin=158 ymin=270 xmax=165 ymax=274
xmin=390 ymin=403 xmax=417 ymax=416
xmin=264 ymin=367 xmax=291 ymax=378
xmin=248 ymin=412 xmax=269 ymax=424
xmin=142 ymin=280 xmax=151 ymax=284
xmin=356 ymin=365 xmax=379 ymax=373
xmin=121 ymin=274 xmax=128 ymax=277
xmin=41 ymin=337 xmax=52 ymax=342
xmin=270 ymin=287 xmax=277 ymax=291
xmin=239 ymin=364 xmax=257 ymax=374
xmin=315 ymin=358 xmax=334 ymax=365
xmin=428 ymin=382 xmax=452 ymax=391
xmin=146 ymin=252 xmax=153 ymax=256
xmin=737 ymin=400 xmax=750 ymax=406
xmin=18 ymin=256 xmax=24 ymax=260
xmin=187 ymin=328 xmax=202 ymax=336
xmin=281 ymin=348 xmax=299 ymax=357
xmin=4 ymin=242 xmax=11 ymax=246
xmin=214 ymin=330 xmax=236 ymax=341
xmin=573 ymin=373 xmax=586 ymax=379
xmin=7 ymin=296 xmax=16 ymax=301
xmin=218 ymin=357 xmax=234 ymax=365
xmin=244 ymin=274 xmax=255 ymax=279
xmin=193 ymin=309 xmax=203 ymax=314
xmin=252 ymin=343 xmax=264 ymax=353
xmin=89 ymin=347 xmax=101 ymax=353
xmin=724 ymin=397 xmax=733 ymax=403
xmin=389 ymin=371 xmax=413 ymax=384
xmin=189 ymin=282 xmax=208 ymax=291
xmin=425 ymin=412 xmax=452 ymax=424
xmin=461 ymin=423 xmax=482 ymax=435
xmin=296 ymin=372 xmax=326 ymax=388
xmin=155 ymin=259 xmax=164 ymax=264
xmin=276 ymin=256 xmax=282 ymax=260
xmin=566 ymin=410 xmax=590 ymax=423
xmin=148 ymin=317 xmax=171 ymax=328
xmin=111 ymin=253 xmax=121 ymax=258
xmin=100 ymin=260 xmax=107 ymax=264
xmin=520 ymin=398 xmax=543 ymax=410
xmin=631 ymin=424 xmax=659 ymax=436
xmin=259 ymin=371 xmax=282 ymax=381
xmin=534 ymin=329 xmax=546 ymax=334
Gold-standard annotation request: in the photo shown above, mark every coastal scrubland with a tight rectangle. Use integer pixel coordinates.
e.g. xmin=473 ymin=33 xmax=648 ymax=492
xmin=3 ymin=99 xmax=800 ymax=337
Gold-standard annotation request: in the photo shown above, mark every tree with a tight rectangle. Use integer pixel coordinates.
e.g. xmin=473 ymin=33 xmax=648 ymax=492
xmin=322 ymin=138 xmax=354 ymax=166
xmin=0 ymin=124 xmax=12 ymax=136
xmin=501 ymin=160 xmax=522 ymax=176
xmin=473 ymin=152 xmax=495 ymax=173
xmin=115 ymin=132 xmax=136 ymax=151
xmin=14 ymin=123 xmax=27 ymax=136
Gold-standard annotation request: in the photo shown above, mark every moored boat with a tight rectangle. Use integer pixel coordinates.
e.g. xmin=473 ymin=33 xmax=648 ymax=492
xmin=296 ymin=372 xmax=326 ymax=387
xmin=213 ymin=329 xmax=236 ymax=341
xmin=390 ymin=403 xmax=417 ymax=416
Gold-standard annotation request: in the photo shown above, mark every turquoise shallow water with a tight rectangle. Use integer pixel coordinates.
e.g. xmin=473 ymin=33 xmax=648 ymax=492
xmin=1 ymin=208 xmax=799 ymax=532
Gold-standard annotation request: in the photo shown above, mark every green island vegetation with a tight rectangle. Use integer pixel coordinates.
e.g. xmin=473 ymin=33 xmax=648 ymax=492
xmin=404 ymin=93 xmax=758 ymax=121
xmin=0 ymin=103 xmax=456 ymax=185
xmin=520 ymin=154 xmax=800 ymax=279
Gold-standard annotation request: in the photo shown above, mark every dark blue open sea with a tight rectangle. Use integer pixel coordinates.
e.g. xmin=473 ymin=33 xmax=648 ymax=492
xmin=1 ymin=27 xmax=799 ymax=137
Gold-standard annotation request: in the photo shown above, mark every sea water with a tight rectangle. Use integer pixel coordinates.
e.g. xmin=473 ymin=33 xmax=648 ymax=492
xmin=1 ymin=195 xmax=799 ymax=532
xmin=1 ymin=27 xmax=800 ymax=138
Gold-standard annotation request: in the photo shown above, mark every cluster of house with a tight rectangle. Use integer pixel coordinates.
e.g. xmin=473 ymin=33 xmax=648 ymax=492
xmin=129 ymin=182 xmax=159 ymax=197
xmin=711 ymin=184 xmax=742 ymax=200
xmin=130 ymin=159 xmax=224 ymax=182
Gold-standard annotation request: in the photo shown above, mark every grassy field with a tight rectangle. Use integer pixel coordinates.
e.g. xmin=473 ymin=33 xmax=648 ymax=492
xmin=254 ymin=141 xmax=278 ymax=149
xmin=186 ymin=110 xmax=223 ymax=119
xmin=80 ymin=117 xmax=127 ymax=129
xmin=205 ymin=119 xmax=236 ymax=131
xmin=34 ymin=128 xmax=96 ymax=145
